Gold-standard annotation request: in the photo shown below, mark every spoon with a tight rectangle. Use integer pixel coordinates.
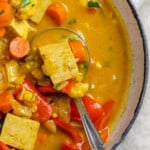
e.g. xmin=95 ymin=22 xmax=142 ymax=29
xmin=31 ymin=27 xmax=105 ymax=150
xmin=74 ymin=99 xmax=105 ymax=150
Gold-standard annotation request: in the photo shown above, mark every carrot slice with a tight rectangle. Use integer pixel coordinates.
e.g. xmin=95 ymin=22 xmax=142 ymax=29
xmin=0 ymin=0 xmax=8 ymax=2
xmin=0 ymin=27 xmax=5 ymax=38
xmin=0 ymin=91 xmax=13 ymax=113
xmin=69 ymin=40 xmax=87 ymax=62
xmin=46 ymin=2 xmax=68 ymax=26
xmin=9 ymin=37 xmax=30 ymax=59
xmin=0 ymin=3 xmax=13 ymax=28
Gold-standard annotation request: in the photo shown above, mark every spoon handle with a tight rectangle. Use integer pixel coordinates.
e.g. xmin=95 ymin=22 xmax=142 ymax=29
xmin=74 ymin=99 xmax=105 ymax=150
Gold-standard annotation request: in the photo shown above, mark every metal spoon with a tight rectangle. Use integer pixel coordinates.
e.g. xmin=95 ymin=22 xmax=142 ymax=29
xmin=74 ymin=99 xmax=105 ymax=150
xmin=31 ymin=27 xmax=105 ymax=150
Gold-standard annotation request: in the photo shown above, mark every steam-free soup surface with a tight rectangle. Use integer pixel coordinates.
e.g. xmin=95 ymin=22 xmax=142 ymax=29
xmin=0 ymin=0 xmax=131 ymax=150
xmin=33 ymin=0 xmax=131 ymax=149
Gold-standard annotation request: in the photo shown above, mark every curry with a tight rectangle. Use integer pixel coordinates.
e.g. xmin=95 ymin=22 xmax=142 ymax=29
xmin=0 ymin=0 xmax=131 ymax=150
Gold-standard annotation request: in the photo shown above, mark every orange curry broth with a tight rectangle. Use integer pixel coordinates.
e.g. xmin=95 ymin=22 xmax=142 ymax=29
xmin=31 ymin=0 xmax=132 ymax=149
xmin=0 ymin=0 xmax=132 ymax=150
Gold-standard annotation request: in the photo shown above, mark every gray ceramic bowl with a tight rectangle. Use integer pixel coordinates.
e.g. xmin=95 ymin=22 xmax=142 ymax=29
xmin=105 ymin=0 xmax=149 ymax=149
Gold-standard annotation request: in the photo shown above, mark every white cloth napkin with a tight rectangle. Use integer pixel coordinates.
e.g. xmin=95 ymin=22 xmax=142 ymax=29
xmin=117 ymin=0 xmax=150 ymax=150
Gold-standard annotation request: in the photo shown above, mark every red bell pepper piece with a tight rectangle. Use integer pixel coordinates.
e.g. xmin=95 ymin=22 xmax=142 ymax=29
xmin=0 ymin=141 xmax=10 ymax=150
xmin=61 ymin=80 xmax=77 ymax=94
xmin=70 ymin=97 xmax=114 ymax=144
xmin=54 ymin=117 xmax=83 ymax=143
xmin=82 ymin=95 xmax=104 ymax=122
xmin=54 ymin=117 xmax=83 ymax=150
xmin=94 ymin=100 xmax=115 ymax=130
xmin=36 ymin=80 xmax=76 ymax=95
xmin=70 ymin=95 xmax=104 ymax=122
xmin=70 ymin=100 xmax=81 ymax=122
xmin=82 ymin=142 xmax=90 ymax=150
xmin=34 ymin=98 xmax=53 ymax=122
xmin=102 ymin=100 xmax=115 ymax=120
xmin=22 ymin=79 xmax=53 ymax=122
xmin=37 ymin=84 xmax=55 ymax=93
xmin=22 ymin=79 xmax=46 ymax=100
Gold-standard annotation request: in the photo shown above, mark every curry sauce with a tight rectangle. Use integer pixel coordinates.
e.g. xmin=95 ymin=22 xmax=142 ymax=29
xmin=0 ymin=0 xmax=131 ymax=150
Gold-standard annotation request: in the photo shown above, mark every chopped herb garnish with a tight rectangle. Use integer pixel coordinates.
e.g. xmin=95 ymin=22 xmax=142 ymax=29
xmin=83 ymin=61 xmax=89 ymax=69
xmin=68 ymin=18 xmax=77 ymax=25
xmin=0 ymin=122 xmax=2 ymax=129
xmin=68 ymin=34 xmax=78 ymax=41
xmin=88 ymin=1 xmax=100 ymax=8
xmin=27 ymin=58 xmax=36 ymax=63
xmin=61 ymin=34 xmax=77 ymax=41
xmin=68 ymin=36 xmax=77 ymax=41
xmin=108 ymin=47 xmax=113 ymax=51
xmin=20 ymin=0 xmax=31 ymax=8
xmin=102 ymin=60 xmax=111 ymax=67
xmin=78 ymin=61 xmax=89 ymax=74
xmin=0 ymin=9 xmax=4 ymax=15
xmin=0 ymin=118 xmax=4 ymax=129
xmin=54 ymin=83 xmax=61 ymax=90
xmin=49 ymin=99 xmax=54 ymax=104
xmin=31 ymin=4 xmax=35 ymax=7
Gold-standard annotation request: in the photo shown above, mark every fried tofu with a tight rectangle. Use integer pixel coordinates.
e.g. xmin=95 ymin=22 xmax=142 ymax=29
xmin=10 ymin=18 xmax=32 ymax=39
xmin=0 ymin=113 xmax=40 ymax=150
xmin=39 ymin=42 xmax=81 ymax=85
xmin=10 ymin=18 xmax=28 ymax=38
xmin=30 ymin=0 xmax=51 ymax=23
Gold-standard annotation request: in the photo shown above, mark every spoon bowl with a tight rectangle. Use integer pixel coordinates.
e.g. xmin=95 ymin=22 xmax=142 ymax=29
xmin=31 ymin=27 xmax=90 ymax=74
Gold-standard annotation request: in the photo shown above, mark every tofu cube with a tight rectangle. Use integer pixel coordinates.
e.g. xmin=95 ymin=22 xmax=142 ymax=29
xmin=0 ymin=113 xmax=40 ymax=150
xmin=39 ymin=42 xmax=80 ymax=85
xmin=30 ymin=0 xmax=51 ymax=23
xmin=10 ymin=18 xmax=29 ymax=39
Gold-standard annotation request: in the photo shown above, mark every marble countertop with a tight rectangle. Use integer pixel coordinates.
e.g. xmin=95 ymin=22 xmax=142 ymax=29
xmin=117 ymin=0 xmax=150 ymax=149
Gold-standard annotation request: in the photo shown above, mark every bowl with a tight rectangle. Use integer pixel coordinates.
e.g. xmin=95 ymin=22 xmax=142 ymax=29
xmin=0 ymin=1 xmax=148 ymax=150
xmin=107 ymin=0 xmax=149 ymax=149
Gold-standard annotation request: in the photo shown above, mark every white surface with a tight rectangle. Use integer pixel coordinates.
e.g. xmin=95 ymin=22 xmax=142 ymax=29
xmin=117 ymin=0 xmax=150 ymax=150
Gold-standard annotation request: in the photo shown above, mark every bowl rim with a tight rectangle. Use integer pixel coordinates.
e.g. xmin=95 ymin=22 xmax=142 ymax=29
xmin=111 ymin=0 xmax=149 ymax=149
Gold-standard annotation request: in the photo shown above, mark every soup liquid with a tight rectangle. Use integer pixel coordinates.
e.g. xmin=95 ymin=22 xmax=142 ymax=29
xmin=33 ymin=0 xmax=132 ymax=149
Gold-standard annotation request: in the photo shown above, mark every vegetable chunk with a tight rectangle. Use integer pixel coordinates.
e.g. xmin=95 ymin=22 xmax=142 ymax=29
xmin=9 ymin=37 xmax=30 ymax=59
xmin=39 ymin=42 xmax=81 ymax=85
xmin=69 ymin=40 xmax=87 ymax=62
xmin=0 ymin=113 xmax=40 ymax=150
xmin=0 ymin=91 xmax=13 ymax=113
xmin=5 ymin=60 xmax=25 ymax=84
xmin=11 ymin=0 xmax=37 ymax=20
xmin=30 ymin=0 xmax=51 ymax=23
xmin=0 ymin=3 xmax=13 ymax=28
xmin=10 ymin=18 xmax=31 ymax=39
xmin=46 ymin=2 xmax=68 ymax=26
